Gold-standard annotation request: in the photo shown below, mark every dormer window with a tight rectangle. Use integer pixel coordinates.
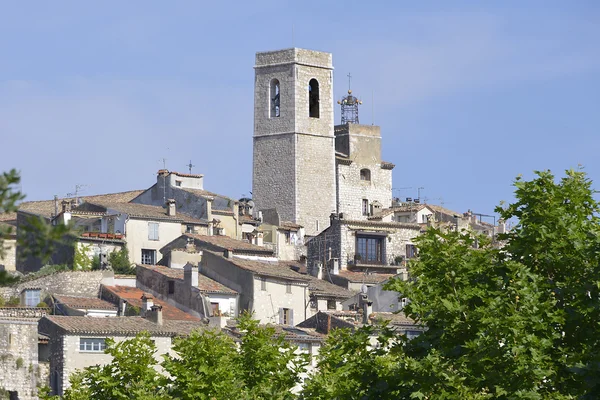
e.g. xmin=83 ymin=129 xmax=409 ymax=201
xmin=270 ymin=79 xmax=280 ymax=118
xmin=360 ymin=169 xmax=371 ymax=181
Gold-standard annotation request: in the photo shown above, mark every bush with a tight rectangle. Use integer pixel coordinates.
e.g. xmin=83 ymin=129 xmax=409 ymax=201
xmin=36 ymin=301 xmax=48 ymax=308
xmin=15 ymin=357 xmax=23 ymax=369
xmin=109 ymin=247 xmax=135 ymax=275
xmin=91 ymin=255 xmax=101 ymax=270
xmin=6 ymin=296 xmax=20 ymax=307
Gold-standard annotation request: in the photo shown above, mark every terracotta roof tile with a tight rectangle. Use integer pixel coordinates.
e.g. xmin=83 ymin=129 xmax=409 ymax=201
xmin=185 ymin=234 xmax=273 ymax=254
xmin=53 ymin=295 xmax=118 ymax=311
xmin=102 ymin=286 xmax=201 ymax=321
xmin=279 ymin=221 xmax=303 ymax=230
xmin=18 ymin=190 xmax=145 ymax=218
xmin=42 ymin=315 xmax=205 ymax=336
xmin=213 ymin=253 xmax=310 ymax=282
xmin=306 ymin=276 xmax=356 ymax=299
xmin=81 ymin=202 xmax=207 ymax=225
xmin=336 ymin=270 xmax=395 ymax=284
xmin=136 ymin=264 xmax=237 ymax=295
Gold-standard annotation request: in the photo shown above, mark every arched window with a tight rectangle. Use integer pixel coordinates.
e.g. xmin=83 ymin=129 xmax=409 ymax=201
xmin=360 ymin=169 xmax=371 ymax=181
xmin=309 ymin=78 xmax=320 ymax=118
xmin=270 ymin=79 xmax=280 ymax=118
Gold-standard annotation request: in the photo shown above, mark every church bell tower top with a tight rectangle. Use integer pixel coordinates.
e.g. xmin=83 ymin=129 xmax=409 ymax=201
xmin=255 ymin=48 xmax=333 ymax=70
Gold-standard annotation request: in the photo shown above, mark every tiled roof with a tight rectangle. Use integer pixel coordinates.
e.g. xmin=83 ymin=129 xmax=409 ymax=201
xmin=185 ymin=234 xmax=273 ymax=254
xmin=279 ymin=221 xmax=303 ymax=230
xmin=83 ymin=202 xmax=207 ymax=225
xmin=306 ymin=276 xmax=356 ymax=299
xmin=42 ymin=315 xmax=205 ymax=337
xmin=341 ymin=219 xmax=421 ymax=230
xmin=210 ymin=252 xmax=310 ymax=282
xmin=0 ymin=212 xmax=17 ymax=222
xmin=102 ymin=286 xmax=201 ymax=321
xmin=336 ymin=270 xmax=395 ymax=284
xmin=370 ymin=312 xmax=418 ymax=327
xmin=53 ymin=295 xmax=117 ymax=311
xmin=80 ymin=232 xmax=124 ymax=241
xmin=137 ymin=264 xmax=237 ymax=295
xmin=212 ymin=209 xmax=234 ymax=216
xmin=169 ymin=171 xmax=204 ymax=179
xmin=18 ymin=190 xmax=145 ymax=218
xmin=225 ymin=321 xmax=324 ymax=343
xmin=239 ymin=215 xmax=260 ymax=225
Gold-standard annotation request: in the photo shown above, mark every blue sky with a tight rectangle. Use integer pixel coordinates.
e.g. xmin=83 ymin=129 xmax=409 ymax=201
xmin=1 ymin=1 xmax=599 ymax=219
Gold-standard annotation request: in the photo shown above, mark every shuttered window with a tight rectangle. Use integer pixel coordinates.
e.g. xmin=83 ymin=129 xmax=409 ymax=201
xmin=148 ymin=222 xmax=159 ymax=241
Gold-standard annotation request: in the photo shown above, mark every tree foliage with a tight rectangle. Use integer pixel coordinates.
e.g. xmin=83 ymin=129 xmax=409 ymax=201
xmin=109 ymin=247 xmax=134 ymax=275
xmin=303 ymin=169 xmax=600 ymax=399
xmin=42 ymin=313 xmax=308 ymax=400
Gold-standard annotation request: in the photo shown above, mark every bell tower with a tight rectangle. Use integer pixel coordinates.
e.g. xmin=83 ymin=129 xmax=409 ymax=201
xmin=252 ymin=48 xmax=336 ymax=236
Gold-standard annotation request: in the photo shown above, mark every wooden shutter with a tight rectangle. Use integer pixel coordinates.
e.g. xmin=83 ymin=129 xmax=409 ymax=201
xmin=290 ymin=309 xmax=294 ymax=327
xmin=279 ymin=308 xmax=283 ymax=325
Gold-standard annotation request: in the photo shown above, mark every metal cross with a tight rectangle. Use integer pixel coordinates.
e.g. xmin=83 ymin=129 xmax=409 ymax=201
xmin=347 ymin=73 xmax=352 ymax=91
xmin=187 ymin=160 xmax=196 ymax=174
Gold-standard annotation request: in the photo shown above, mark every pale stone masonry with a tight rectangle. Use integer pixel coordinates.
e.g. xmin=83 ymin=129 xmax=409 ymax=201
xmin=253 ymin=48 xmax=337 ymax=236
xmin=334 ymin=124 xmax=393 ymax=220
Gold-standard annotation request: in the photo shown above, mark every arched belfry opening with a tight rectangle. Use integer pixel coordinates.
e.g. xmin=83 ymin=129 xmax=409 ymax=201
xmin=309 ymin=78 xmax=320 ymax=118
xmin=270 ymin=79 xmax=280 ymax=118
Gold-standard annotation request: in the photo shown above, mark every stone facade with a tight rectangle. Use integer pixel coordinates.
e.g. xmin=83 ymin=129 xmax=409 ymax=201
xmin=335 ymin=124 xmax=393 ymax=221
xmin=0 ymin=270 xmax=114 ymax=303
xmin=253 ymin=48 xmax=336 ymax=236
xmin=0 ymin=318 xmax=46 ymax=400
xmin=307 ymin=215 xmax=421 ymax=277
xmin=0 ymin=238 xmax=16 ymax=272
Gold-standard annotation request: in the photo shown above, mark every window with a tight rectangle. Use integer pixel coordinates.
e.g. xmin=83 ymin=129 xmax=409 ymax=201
xmin=286 ymin=283 xmax=292 ymax=294
xmin=297 ymin=342 xmax=311 ymax=354
xmin=141 ymin=249 xmax=156 ymax=265
xmin=360 ymin=169 xmax=371 ymax=181
xmin=308 ymin=79 xmax=320 ymax=118
xmin=175 ymin=180 xmax=182 ymax=187
xmin=211 ymin=302 xmax=220 ymax=316
xmin=260 ymin=278 xmax=267 ymax=291
xmin=148 ymin=222 xmax=159 ymax=241
xmin=280 ymin=307 xmax=293 ymax=326
xmin=406 ymin=244 xmax=417 ymax=259
xmin=79 ymin=338 xmax=106 ymax=352
xmin=270 ymin=79 xmax=280 ymax=118
xmin=284 ymin=231 xmax=291 ymax=244
xmin=186 ymin=225 xmax=194 ymax=234
xmin=356 ymin=236 xmax=384 ymax=264
xmin=362 ymin=199 xmax=369 ymax=216
xmin=327 ymin=299 xmax=336 ymax=310
xmin=24 ymin=289 xmax=40 ymax=307
xmin=168 ymin=280 xmax=175 ymax=294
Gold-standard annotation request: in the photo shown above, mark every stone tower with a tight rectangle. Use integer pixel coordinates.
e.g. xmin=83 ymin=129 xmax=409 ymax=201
xmin=252 ymin=48 xmax=336 ymax=236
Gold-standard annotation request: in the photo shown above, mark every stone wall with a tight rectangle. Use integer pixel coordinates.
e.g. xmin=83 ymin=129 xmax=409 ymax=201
xmin=336 ymin=162 xmax=392 ymax=221
xmin=0 ymin=319 xmax=43 ymax=400
xmin=252 ymin=48 xmax=337 ymax=236
xmin=0 ymin=270 xmax=114 ymax=302
xmin=0 ymin=238 xmax=16 ymax=272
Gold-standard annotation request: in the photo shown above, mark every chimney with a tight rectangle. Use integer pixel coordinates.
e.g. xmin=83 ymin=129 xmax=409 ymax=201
xmin=147 ymin=305 xmax=163 ymax=326
xmin=497 ymin=219 xmax=506 ymax=234
xmin=224 ymin=248 xmax=233 ymax=259
xmin=185 ymin=237 xmax=196 ymax=252
xmin=316 ymin=262 xmax=323 ymax=280
xmin=119 ymin=299 xmax=128 ymax=316
xmin=362 ymin=299 xmax=373 ymax=325
xmin=166 ymin=199 xmax=176 ymax=216
xmin=61 ymin=200 xmax=70 ymax=213
xmin=141 ymin=293 xmax=154 ymax=317
xmin=184 ymin=263 xmax=199 ymax=287
xmin=330 ymin=258 xmax=339 ymax=275
xmin=54 ymin=195 xmax=59 ymax=217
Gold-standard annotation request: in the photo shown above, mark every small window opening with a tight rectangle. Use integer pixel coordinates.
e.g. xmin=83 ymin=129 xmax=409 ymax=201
xmin=286 ymin=283 xmax=292 ymax=294
xmin=270 ymin=79 xmax=280 ymax=118
xmin=309 ymin=79 xmax=320 ymax=118
xmin=327 ymin=299 xmax=336 ymax=310
xmin=168 ymin=280 xmax=175 ymax=294
xmin=261 ymin=278 xmax=267 ymax=291
xmin=362 ymin=199 xmax=369 ymax=216
xmin=360 ymin=169 xmax=371 ymax=181
xmin=175 ymin=180 xmax=182 ymax=187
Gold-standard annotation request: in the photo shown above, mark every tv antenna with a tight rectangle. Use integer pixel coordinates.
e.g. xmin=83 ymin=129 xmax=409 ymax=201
xmin=67 ymin=184 xmax=88 ymax=205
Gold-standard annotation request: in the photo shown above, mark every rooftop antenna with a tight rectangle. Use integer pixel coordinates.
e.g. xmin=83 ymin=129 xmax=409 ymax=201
xmin=187 ymin=160 xmax=196 ymax=174
xmin=371 ymin=90 xmax=374 ymax=125
xmin=337 ymin=73 xmax=362 ymax=125
xmin=67 ymin=184 xmax=88 ymax=206
xmin=417 ymin=187 xmax=425 ymax=202
xmin=160 ymin=158 xmax=167 ymax=169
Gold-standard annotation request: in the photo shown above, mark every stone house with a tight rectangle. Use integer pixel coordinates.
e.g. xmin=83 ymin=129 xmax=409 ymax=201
xmin=304 ymin=274 xmax=355 ymax=316
xmin=0 ymin=316 xmax=48 ymax=400
xmin=334 ymin=123 xmax=394 ymax=221
xmin=160 ymin=233 xmax=276 ymax=268
xmin=307 ymin=213 xmax=421 ymax=290
xmin=135 ymin=263 xmax=238 ymax=321
xmin=73 ymin=201 xmax=208 ymax=266
xmin=258 ymin=209 xmax=306 ymax=261
xmin=16 ymin=190 xmax=143 ymax=273
xmin=0 ymin=270 xmax=114 ymax=308
xmin=48 ymin=295 xmax=118 ymax=318
xmin=132 ymin=170 xmax=242 ymax=239
xmin=38 ymin=313 xmax=205 ymax=396
xmin=200 ymin=251 xmax=310 ymax=326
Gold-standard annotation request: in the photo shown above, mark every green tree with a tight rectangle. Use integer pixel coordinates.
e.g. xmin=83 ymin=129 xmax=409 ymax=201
xmin=109 ymin=247 xmax=134 ymax=274
xmin=73 ymin=244 xmax=92 ymax=270
xmin=302 ymin=169 xmax=600 ymax=399
xmin=42 ymin=333 xmax=165 ymax=400
xmin=0 ymin=169 xmax=23 ymax=285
